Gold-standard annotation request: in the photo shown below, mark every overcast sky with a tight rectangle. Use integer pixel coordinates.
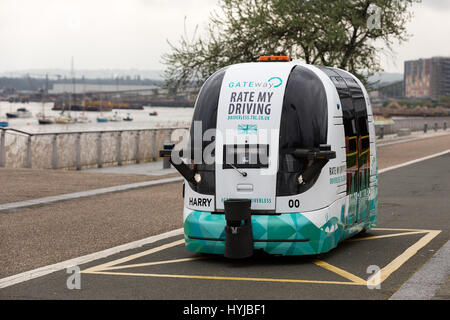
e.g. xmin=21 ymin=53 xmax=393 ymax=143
xmin=0 ymin=0 xmax=449 ymax=74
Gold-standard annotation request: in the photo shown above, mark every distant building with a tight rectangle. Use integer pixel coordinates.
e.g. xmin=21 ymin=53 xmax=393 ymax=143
xmin=404 ymin=57 xmax=450 ymax=99
xmin=369 ymin=80 xmax=404 ymax=107
xmin=379 ymin=80 xmax=404 ymax=99
xmin=50 ymin=83 xmax=158 ymax=94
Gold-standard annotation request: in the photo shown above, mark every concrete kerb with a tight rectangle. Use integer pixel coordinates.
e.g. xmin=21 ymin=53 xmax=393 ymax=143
xmin=389 ymin=240 xmax=450 ymax=300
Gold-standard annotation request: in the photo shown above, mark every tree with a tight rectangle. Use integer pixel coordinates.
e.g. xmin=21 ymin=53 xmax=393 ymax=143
xmin=162 ymin=0 xmax=420 ymax=90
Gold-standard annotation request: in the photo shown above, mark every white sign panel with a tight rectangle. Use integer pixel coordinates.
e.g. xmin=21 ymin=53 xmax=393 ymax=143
xmin=215 ymin=62 xmax=294 ymax=211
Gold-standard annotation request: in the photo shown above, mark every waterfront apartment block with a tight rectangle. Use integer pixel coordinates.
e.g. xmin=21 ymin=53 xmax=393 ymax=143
xmin=404 ymin=57 xmax=450 ymax=99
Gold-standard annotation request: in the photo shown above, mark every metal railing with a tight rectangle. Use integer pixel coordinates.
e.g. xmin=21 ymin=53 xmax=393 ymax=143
xmin=0 ymin=127 xmax=189 ymax=170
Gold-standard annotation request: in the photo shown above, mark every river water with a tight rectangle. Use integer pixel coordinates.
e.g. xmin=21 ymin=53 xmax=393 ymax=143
xmin=0 ymin=101 xmax=194 ymax=133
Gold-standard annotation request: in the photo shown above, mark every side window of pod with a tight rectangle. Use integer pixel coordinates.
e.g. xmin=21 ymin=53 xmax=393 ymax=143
xmin=277 ymin=66 xmax=328 ymax=196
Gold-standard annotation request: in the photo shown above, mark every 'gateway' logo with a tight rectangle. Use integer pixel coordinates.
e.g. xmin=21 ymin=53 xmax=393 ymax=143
xmin=267 ymin=76 xmax=283 ymax=88
xmin=228 ymin=76 xmax=283 ymax=89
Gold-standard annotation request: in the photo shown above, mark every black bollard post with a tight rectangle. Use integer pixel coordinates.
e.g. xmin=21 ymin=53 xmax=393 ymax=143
xmin=379 ymin=126 xmax=384 ymax=139
xmin=424 ymin=123 xmax=428 ymax=133
xmin=162 ymin=142 xmax=174 ymax=169
xmin=224 ymin=199 xmax=253 ymax=259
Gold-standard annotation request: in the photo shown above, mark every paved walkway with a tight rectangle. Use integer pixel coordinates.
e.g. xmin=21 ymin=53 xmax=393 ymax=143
xmin=377 ymin=132 xmax=450 ymax=169
xmin=0 ymin=166 xmax=178 ymax=204
xmin=433 ymin=275 xmax=450 ymax=300
xmin=377 ymin=129 xmax=449 ymax=147
xmin=0 ymin=176 xmax=183 ymax=213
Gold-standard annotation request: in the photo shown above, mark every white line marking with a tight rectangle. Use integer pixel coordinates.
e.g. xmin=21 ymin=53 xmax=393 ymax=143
xmin=379 ymin=149 xmax=450 ymax=174
xmin=1 ymin=149 xmax=449 ymax=289
xmin=0 ymin=228 xmax=183 ymax=289
xmin=0 ymin=176 xmax=184 ymax=213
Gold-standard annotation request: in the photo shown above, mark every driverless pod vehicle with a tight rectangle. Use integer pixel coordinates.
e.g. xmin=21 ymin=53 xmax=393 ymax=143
xmin=161 ymin=56 xmax=378 ymax=258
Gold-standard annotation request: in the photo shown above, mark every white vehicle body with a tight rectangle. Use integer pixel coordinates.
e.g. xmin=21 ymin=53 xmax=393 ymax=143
xmin=166 ymin=59 xmax=378 ymax=256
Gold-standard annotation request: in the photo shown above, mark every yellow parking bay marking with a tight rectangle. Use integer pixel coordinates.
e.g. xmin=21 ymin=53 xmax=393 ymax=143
xmin=371 ymin=230 xmax=441 ymax=287
xmin=82 ymin=239 xmax=184 ymax=273
xmin=94 ymin=257 xmax=207 ymax=272
xmin=82 ymin=271 xmax=365 ymax=286
xmin=346 ymin=228 xmax=435 ymax=242
xmin=313 ymin=260 xmax=366 ymax=285
xmin=347 ymin=231 xmax=426 ymax=242
xmin=81 ymin=228 xmax=441 ymax=286
xmin=82 ymin=240 xmax=365 ymax=285
xmin=372 ymin=228 xmax=428 ymax=231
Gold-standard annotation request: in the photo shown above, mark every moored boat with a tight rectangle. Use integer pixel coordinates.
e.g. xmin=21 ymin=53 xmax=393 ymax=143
xmin=123 ymin=113 xmax=133 ymax=121
xmin=108 ymin=111 xmax=122 ymax=122
xmin=38 ymin=117 xmax=54 ymax=125
xmin=75 ymin=115 xmax=89 ymax=123
xmin=6 ymin=108 xmax=32 ymax=118
xmin=55 ymin=116 xmax=75 ymax=124
xmin=55 ymin=111 xmax=75 ymax=124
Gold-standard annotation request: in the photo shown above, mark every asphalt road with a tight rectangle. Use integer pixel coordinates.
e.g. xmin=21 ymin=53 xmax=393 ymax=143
xmin=1 ymin=133 xmax=450 ymax=280
xmin=0 ymin=153 xmax=448 ymax=300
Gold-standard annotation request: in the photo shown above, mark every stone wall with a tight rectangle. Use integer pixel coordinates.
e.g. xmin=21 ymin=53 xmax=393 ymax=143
xmin=3 ymin=117 xmax=447 ymax=169
xmin=0 ymin=127 xmax=189 ymax=169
